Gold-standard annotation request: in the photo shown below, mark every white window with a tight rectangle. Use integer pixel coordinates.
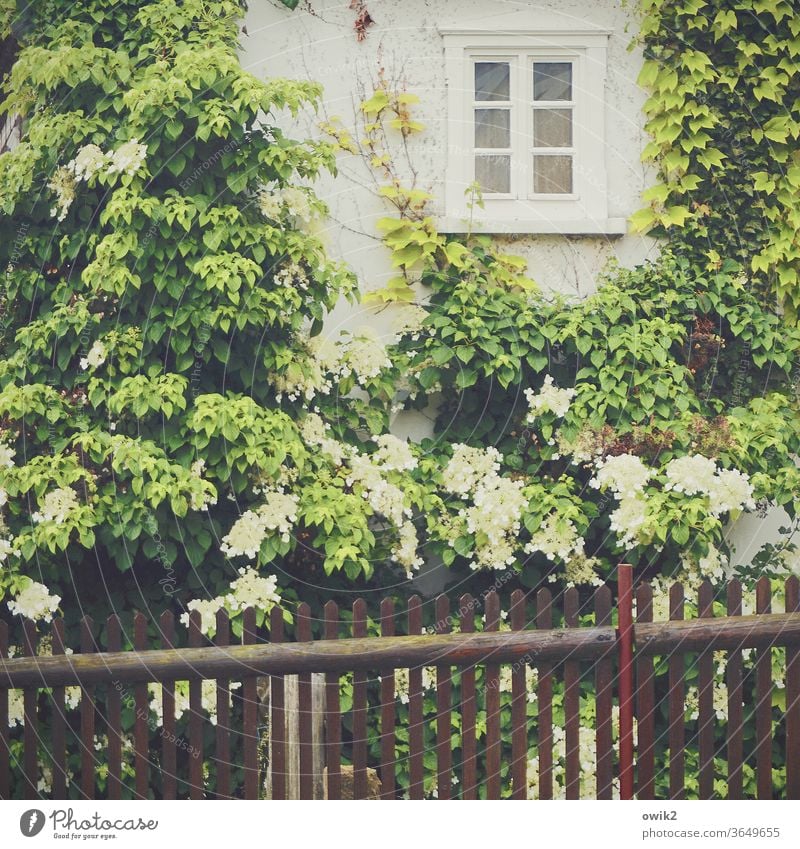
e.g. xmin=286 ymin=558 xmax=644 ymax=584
xmin=440 ymin=24 xmax=626 ymax=235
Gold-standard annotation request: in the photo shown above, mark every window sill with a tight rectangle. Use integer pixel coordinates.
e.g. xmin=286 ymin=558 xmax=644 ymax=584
xmin=436 ymin=217 xmax=628 ymax=236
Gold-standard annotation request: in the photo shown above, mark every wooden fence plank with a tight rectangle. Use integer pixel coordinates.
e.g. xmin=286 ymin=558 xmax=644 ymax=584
xmin=242 ymin=608 xmax=258 ymax=800
xmin=786 ymin=577 xmax=800 ymax=800
xmin=188 ymin=610 xmax=203 ymax=799
xmin=564 ymin=588 xmax=581 ymax=799
xmin=214 ymin=609 xmax=231 ymax=799
xmin=269 ymin=607 xmax=286 ymax=800
xmin=697 ymin=582 xmax=715 ymax=800
xmin=379 ymin=598 xmax=395 ymax=800
xmin=51 ymin=619 xmax=68 ymax=799
xmin=668 ymin=584 xmax=684 ymax=800
xmin=80 ymin=616 xmax=96 ymax=799
xmin=324 ymin=601 xmax=342 ymax=800
xmin=158 ymin=611 xmax=177 ymax=801
xmin=485 ymin=590 xmax=501 ymax=800
xmin=408 ymin=595 xmax=424 ymax=799
xmin=635 ymin=583 xmax=655 ymax=800
xmin=459 ymin=594 xmax=477 ymax=800
xmin=105 ymin=616 xmax=122 ymax=800
xmin=726 ymin=579 xmax=744 ymax=800
xmin=510 ymin=589 xmax=527 ymax=800
xmin=594 ymin=585 xmax=613 ymax=800
xmin=755 ymin=577 xmax=772 ymax=800
xmin=352 ymin=599 xmax=368 ymax=800
xmin=0 ymin=621 xmax=8 ymax=800
xmin=133 ymin=613 xmax=149 ymax=799
xmin=297 ymin=603 xmax=314 ymax=800
xmin=537 ymin=588 xmax=553 ymax=800
xmin=435 ymin=594 xmax=452 ymax=800
xmin=22 ymin=620 xmax=38 ymax=799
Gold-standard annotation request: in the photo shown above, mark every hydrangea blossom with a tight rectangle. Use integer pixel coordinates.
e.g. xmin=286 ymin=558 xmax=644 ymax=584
xmin=299 ymin=413 xmax=348 ymax=466
xmin=372 ymin=434 xmax=417 ymax=472
xmin=48 ymin=167 xmax=77 ymax=221
xmin=79 ymin=340 xmax=107 ymax=371
xmin=707 ymin=468 xmax=755 ymax=517
xmin=462 ymin=474 xmax=527 ymax=570
xmin=32 ymin=487 xmax=80 ymax=524
xmin=664 ymin=454 xmax=718 ymax=496
xmin=69 ymin=144 xmax=107 ymax=181
xmin=0 ymin=443 xmax=14 ymax=467
xmin=257 ymin=185 xmax=313 ymax=223
xmin=524 ymin=514 xmax=585 ymax=564
xmin=7 ymin=581 xmax=61 ymax=622
xmin=524 ymin=375 xmax=577 ymax=421
xmin=590 ymin=453 xmax=651 ymax=499
xmin=608 ymin=496 xmax=649 ymax=549
xmin=442 ymin=444 xmax=501 ymax=496
xmin=392 ymin=521 xmax=424 ymax=578
xmin=347 ymin=455 xmax=410 ymax=527
xmin=220 ymin=491 xmax=299 ymax=559
xmin=664 ymin=455 xmax=755 ymax=516
xmin=105 ymin=139 xmax=148 ymax=177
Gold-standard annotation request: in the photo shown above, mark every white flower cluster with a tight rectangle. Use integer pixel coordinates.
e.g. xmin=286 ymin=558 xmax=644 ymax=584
xmin=590 ymin=453 xmax=651 ymax=499
xmin=32 ymin=487 xmax=80 ymax=524
xmin=609 ymin=496 xmax=649 ymax=549
xmin=442 ymin=444 xmax=501 ymax=497
xmin=0 ymin=441 xmax=15 ymax=467
xmin=391 ymin=520 xmax=423 ymax=578
xmin=443 ymin=446 xmax=526 ymax=571
xmin=393 ymin=304 xmax=430 ymax=341
xmin=372 ymin=434 xmax=417 ymax=472
xmin=220 ymin=490 xmax=299 ymax=559
xmin=300 ymin=413 xmax=348 ymax=466
xmin=79 ymin=340 xmax=107 ymax=371
xmin=258 ymin=185 xmax=313 ymax=223
xmin=180 ymin=568 xmax=281 ymax=635
xmin=347 ymin=454 xmax=410 ymax=527
xmin=525 ymin=514 xmax=584 ymax=564
xmin=49 ymin=140 xmax=148 ymax=221
xmin=524 ymin=375 xmax=577 ymax=422
xmin=336 ymin=330 xmax=392 ymax=384
xmin=7 ymin=581 xmax=61 ymax=622
xmin=664 ymin=454 xmax=755 ymax=517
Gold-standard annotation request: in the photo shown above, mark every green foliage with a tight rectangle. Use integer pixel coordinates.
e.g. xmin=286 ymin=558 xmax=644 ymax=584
xmin=633 ymin=0 xmax=800 ymax=313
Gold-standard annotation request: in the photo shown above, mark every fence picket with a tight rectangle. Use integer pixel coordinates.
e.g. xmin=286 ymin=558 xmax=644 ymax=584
xmin=242 ymin=607 xmax=258 ymax=800
xmin=106 ymin=616 xmax=122 ymax=800
xmin=564 ymin=588 xmax=580 ymax=799
xmin=297 ymin=603 xmax=314 ymax=800
xmin=537 ymin=588 xmax=553 ymax=800
xmin=269 ymin=606 xmax=286 ymax=800
xmin=485 ymin=590 xmax=501 ymax=799
xmin=22 ymin=620 xmax=38 ymax=799
xmin=324 ymin=601 xmax=342 ymax=800
xmin=379 ymin=598 xmax=395 ymax=799
xmin=158 ymin=611 xmax=177 ymax=800
xmin=635 ymin=583 xmax=655 ymax=800
xmin=408 ymin=595 xmax=424 ymax=799
xmin=668 ymin=584 xmax=684 ymax=800
xmin=188 ymin=610 xmax=203 ymax=799
xmin=755 ymin=577 xmax=772 ymax=800
xmin=594 ymin=585 xmax=613 ymax=800
xmin=510 ymin=589 xmax=527 ymax=799
xmin=80 ymin=616 xmax=96 ymax=799
xmin=726 ymin=579 xmax=744 ymax=800
xmin=214 ymin=609 xmax=231 ymax=799
xmin=133 ymin=613 xmax=149 ymax=799
xmin=459 ymin=594 xmax=477 ymax=800
xmin=51 ymin=619 xmax=68 ymax=799
xmin=435 ymin=594 xmax=452 ymax=800
xmin=697 ymin=582 xmax=714 ymax=799
xmin=352 ymin=599 xmax=368 ymax=800
xmin=0 ymin=620 xmax=8 ymax=800
xmin=786 ymin=576 xmax=800 ymax=800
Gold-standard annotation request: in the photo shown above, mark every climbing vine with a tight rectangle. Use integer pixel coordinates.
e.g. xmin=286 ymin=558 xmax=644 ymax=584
xmin=632 ymin=0 xmax=800 ymax=314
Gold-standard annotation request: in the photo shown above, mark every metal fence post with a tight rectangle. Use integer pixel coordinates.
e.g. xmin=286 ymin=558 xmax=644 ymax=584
xmin=618 ymin=563 xmax=635 ymax=800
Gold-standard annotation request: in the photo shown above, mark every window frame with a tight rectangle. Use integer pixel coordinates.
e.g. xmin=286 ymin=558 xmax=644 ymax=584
xmin=441 ymin=27 xmax=626 ymax=235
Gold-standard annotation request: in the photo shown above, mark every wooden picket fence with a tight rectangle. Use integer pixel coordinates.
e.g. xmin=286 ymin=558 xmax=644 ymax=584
xmin=1 ymin=566 xmax=799 ymax=800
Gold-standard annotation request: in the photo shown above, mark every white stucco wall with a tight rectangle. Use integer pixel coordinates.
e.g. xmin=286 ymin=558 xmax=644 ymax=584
xmin=240 ymin=0 xmax=658 ymax=303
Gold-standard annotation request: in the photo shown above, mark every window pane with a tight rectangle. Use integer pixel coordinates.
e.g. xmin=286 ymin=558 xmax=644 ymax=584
xmin=533 ymin=155 xmax=573 ymax=193
xmin=475 ymin=108 xmax=510 ymax=148
xmin=533 ymin=108 xmax=572 ymax=147
xmin=533 ymin=62 xmax=572 ymax=101
xmin=475 ymin=62 xmax=510 ymax=101
xmin=475 ymin=154 xmax=511 ymax=193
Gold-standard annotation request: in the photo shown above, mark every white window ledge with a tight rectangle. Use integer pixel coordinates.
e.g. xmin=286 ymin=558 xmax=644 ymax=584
xmin=436 ymin=217 xmax=628 ymax=236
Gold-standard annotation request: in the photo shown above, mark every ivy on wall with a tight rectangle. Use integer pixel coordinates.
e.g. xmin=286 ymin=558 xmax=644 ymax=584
xmin=632 ymin=0 xmax=800 ymax=314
